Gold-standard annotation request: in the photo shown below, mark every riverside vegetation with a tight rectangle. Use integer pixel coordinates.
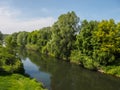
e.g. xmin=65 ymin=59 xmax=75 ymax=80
xmin=1 ymin=11 xmax=120 ymax=89
xmin=0 ymin=32 xmax=47 ymax=89
xmin=4 ymin=11 xmax=120 ymax=76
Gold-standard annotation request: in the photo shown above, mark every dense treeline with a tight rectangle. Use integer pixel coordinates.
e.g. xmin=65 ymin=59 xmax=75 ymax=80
xmin=71 ymin=19 xmax=120 ymax=70
xmin=4 ymin=11 xmax=120 ymax=76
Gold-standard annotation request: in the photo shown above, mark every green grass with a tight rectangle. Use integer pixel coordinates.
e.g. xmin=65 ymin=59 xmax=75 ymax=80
xmin=101 ymin=66 xmax=120 ymax=77
xmin=0 ymin=74 xmax=47 ymax=90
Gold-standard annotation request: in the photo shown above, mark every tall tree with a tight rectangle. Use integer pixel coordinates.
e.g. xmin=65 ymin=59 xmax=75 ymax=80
xmin=76 ymin=20 xmax=98 ymax=56
xmin=92 ymin=19 xmax=119 ymax=65
xmin=47 ymin=11 xmax=79 ymax=59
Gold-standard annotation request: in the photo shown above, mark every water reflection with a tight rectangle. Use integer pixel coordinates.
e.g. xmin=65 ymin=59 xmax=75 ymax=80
xmin=19 ymin=50 xmax=120 ymax=90
xmin=22 ymin=57 xmax=51 ymax=90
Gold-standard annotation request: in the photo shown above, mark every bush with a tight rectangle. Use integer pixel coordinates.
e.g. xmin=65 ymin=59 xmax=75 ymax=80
xmin=102 ymin=66 xmax=120 ymax=77
xmin=70 ymin=50 xmax=99 ymax=70
xmin=0 ymin=46 xmax=24 ymax=74
xmin=93 ymin=50 xmax=115 ymax=65
xmin=82 ymin=56 xmax=96 ymax=70
xmin=70 ymin=50 xmax=81 ymax=64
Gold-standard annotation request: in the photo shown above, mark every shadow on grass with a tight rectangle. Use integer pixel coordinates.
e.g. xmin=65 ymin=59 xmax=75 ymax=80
xmin=0 ymin=71 xmax=12 ymax=76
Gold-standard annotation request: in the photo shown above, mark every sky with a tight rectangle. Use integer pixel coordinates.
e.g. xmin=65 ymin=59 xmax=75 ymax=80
xmin=0 ymin=0 xmax=120 ymax=34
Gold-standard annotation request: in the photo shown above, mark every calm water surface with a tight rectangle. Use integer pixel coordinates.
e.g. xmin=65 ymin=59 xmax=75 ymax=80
xmin=20 ymin=51 xmax=120 ymax=90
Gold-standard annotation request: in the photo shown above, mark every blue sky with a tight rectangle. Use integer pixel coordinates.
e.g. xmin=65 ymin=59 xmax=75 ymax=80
xmin=0 ymin=0 xmax=120 ymax=34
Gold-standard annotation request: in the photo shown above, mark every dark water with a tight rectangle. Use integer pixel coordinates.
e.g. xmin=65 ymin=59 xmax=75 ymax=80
xmin=20 ymin=51 xmax=120 ymax=90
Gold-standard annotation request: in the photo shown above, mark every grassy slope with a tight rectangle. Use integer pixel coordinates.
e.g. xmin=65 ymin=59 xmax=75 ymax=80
xmin=0 ymin=74 xmax=47 ymax=90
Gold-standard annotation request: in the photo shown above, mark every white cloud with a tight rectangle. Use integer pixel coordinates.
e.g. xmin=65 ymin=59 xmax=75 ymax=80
xmin=0 ymin=6 xmax=56 ymax=34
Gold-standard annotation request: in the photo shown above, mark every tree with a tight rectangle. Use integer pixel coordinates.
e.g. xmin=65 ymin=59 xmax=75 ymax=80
xmin=92 ymin=19 xmax=119 ymax=65
xmin=0 ymin=31 xmax=3 ymax=45
xmin=0 ymin=45 xmax=24 ymax=73
xmin=17 ymin=31 xmax=28 ymax=47
xmin=76 ymin=20 xmax=98 ymax=56
xmin=36 ymin=27 xmax=52 ymax=53
xmin=74 ymin=20 xmax=99 ymax=69
xmin=47 ymin=11 xmax=79 ymax=59
xmin=5 ymin=35 xmax=15 ymax=48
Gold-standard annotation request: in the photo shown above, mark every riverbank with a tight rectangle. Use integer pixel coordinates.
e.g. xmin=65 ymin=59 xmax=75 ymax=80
xmin=99 ymin=66 xmax=120 ymax=77
xmin=20 ymin=51 xmax=120 ymax=90
xmin=69 ymin=51 xmax=120 ymax=78
xmin=0 ymin=73 xmax=47 ymax=90
xmin=0 ymin=45 xmax=47 ymax=90
xmin=26 ymin=49 xmax=120 ymax=78
xmin=71 ymin=59 xmax=120 ymax=78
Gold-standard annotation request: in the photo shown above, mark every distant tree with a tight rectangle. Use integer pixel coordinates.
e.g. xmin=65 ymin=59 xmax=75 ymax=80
xmin=36 ymin=27 xmax=52 ymax=52
xmin=0 ymin=31 xmax=3 ymax=44
xmin=17 ymin=31 xmax=28 ymax=47
xmin=5 ymin=35 xmax=14 ymax=48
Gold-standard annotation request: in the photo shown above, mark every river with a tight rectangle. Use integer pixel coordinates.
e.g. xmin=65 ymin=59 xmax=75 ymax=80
xmin=20 ymin=50 xmax=120 ymax=90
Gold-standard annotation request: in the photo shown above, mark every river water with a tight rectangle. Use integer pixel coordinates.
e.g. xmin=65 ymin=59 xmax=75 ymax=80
xmin=20 ymin=51 xmax=120 ymax=90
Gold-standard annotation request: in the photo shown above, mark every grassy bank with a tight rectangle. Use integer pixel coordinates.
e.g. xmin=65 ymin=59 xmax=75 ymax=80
xmin=100 ymin=66 xmax=120 ymax=77
xmin=0 ymin=74 xmax=47 ymax=90
xmin=70 ymin=58 xmax=120 ymax=77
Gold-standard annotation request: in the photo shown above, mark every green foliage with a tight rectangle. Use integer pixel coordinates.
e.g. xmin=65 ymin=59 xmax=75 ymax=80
xmin=91 ymin=19 xmax=120 ymax=65
xmin=0 ymin=46 xmax=24 ymax=73
xmin=0 ymin=74 xmax=47 ymax=90
xmin=25 ymin=27 xmax=51 ymax=52
xmin=47 ymin=11 xmax=79 ymax=59
xmin=70 ymin=50 xmax=99 ymax=70
xmin=26 ymin=44 xmax=39 ymax=51
xmin=3 ymin=11 xmax=120 ymax=75
xmin=37 ymin=27 xmax=52 ymax=52
xmin=82 ymin=56 xmax=97 ymax=70
xmin=70 ymin=50 xmax=81 ymax=64
xmin=4 ymin=32 xmax=20 ymax=49
xmin=17 ymin=31 xmax=28 ymax=47
xmin=75 ymin=19 xmax=120 ymax=70
xmin=76 ymin=20 xmax=98 ymax=55
xmin=93 ymin=50 xmax=115 ymax=65
xmin=102 ymin=66 xmax=120 ymax=77
xmin=0 ymin=31 xmax=3 ymax=45
xmin=29 ymin=31 xmax=38 ymax=44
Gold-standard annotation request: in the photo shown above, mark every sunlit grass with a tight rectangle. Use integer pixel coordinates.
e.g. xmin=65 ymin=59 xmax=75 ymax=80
xmin=0 ymin=74 xmax=47 ymax=90
xmin=102 ymin=66 xmax=120 ymax=77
